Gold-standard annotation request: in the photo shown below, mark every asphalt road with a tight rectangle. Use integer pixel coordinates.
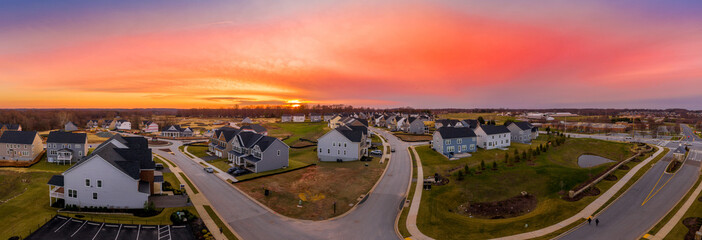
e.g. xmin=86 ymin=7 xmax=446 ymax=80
xmin=681 ymin=124 xmax=701 ymax=142
xmin=560 ymin=144 xmax=702 ymax=240
xmin=152 ymin=128 xmax=412 ymax=240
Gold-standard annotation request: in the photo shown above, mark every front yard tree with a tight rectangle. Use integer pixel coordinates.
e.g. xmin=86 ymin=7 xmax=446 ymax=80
xmin=492 ymin=161 xmax=497 ymax=170
xmin=522 ymin=151 xmax=528 ymax=160
xmin=504 ymin=153 xmax=510 ymax=164
xmin=480 ymin=160 xmax=486 ymax=170
xmin=478 ymin=116 xmax=485 ymax=125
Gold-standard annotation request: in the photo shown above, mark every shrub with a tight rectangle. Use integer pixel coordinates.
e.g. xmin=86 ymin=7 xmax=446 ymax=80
xmin=480 ymin=160 xmax=486 ymax=170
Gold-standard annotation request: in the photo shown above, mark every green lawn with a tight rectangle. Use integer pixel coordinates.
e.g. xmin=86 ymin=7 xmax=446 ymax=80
xmin=179 ymin=172 xmax=199 ymax=194
xmin=209 ymin=158 xmax=232 ymax=173
xmin=0 ymin=170 xmax=61 ymax=239
xmin=27 ymin=156 xmax=73 ymax=172
xmin=262 ymin=122 xmax=329 ymax=147
xmin=415 ymin=136 xmax=636 ymax=239
xmin=203 ymin=205 xmax=238 ymax=240
xmin=398 ymin=147 xmax=418 ymax=238
xmin=187 ymin=145 xmax=210 ymax=158
xmin=60 ymin=206 xmax=199 ymax=225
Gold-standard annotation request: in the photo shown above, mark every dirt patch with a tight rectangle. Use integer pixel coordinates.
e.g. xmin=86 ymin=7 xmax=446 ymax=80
xmin=562 ymin=187 xmax=601 ymax=202
xmin=148 ymin=140 xmax=170 ymax=146
xmin=698 ymin=196 xmax=702 ymax=202
xmin=457 ymin=194 xmax=538 ymax=219
xmin=618 ymin=165 xmax=630 ymax=170
xmin=604 ymin=174 xmax=618 ymax=181
xmin=682 ymin=217 xmax=702 ymax=240
xmin=393 ymin=133 xmax=432 ymax=142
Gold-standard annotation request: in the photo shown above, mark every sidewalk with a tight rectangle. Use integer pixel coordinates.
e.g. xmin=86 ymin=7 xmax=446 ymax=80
xmin=649 ymin=169 xmax=702 ymax=239
xmin=492 ymin=146 xmax=665 ymax=240
xmin=156 ymin=152 xmax=240 ymax=240
xmin=405 ymin=146 xmax=434 ymax=240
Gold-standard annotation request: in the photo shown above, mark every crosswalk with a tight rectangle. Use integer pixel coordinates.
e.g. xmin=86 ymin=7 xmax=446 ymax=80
xmin=158 ymin=225 xmax=171 ymax=240
xmin=687 ymin=150 xmax=702 ymax=162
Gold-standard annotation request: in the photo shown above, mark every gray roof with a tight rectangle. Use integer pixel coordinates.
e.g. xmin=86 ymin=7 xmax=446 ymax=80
xmin=437 ymin=119 xmax=461 ymax=127
xmin=479 ymin=125 xmax=511 ymax=135
xmin=437 ymin=127 xmax=476 ymax=139
xmin=241 ymin=124 xmax=267 ymax=133
xmin=162 ymin=125 xmax=190 ymax=132
xmin=69 ymin=135 xmax=153 ymax=180
xmin=238 ymin=132 xmax=264 ymax=148
xmin=0 ymin=131 xmax=37 ymax=144
xmin=48 ymin=175 xmax=64 ymax=186
xmin=253 ymin=136 xmax=281 ymax=151
xmin=509 ymin=122 xmax=534 ymax=131
xmin=0 ymin=123 xmax=21 ymax=130
xmin=336 ymin=125 xmax=366 ymax=142
xmin=673 ymin=146 xmax=687 ymax=154
xmin=47 ymin=131 xmax=87 ymax=144
xmin=462 ymin=119 xmax=479 ymax=128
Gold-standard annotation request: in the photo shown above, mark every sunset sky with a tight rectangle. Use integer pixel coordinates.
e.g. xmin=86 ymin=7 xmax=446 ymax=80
xmin=1 ymin=0 xmax=702 ymax=109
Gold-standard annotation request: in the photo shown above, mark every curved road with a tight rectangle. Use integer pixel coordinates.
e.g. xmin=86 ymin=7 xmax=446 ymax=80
xmin=153 ymin=128 xmax=412 ymax=240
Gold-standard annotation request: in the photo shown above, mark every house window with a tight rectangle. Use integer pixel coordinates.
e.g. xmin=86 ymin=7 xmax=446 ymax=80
xmin=344 ymin=150 xmax=346 ymax=155
xmin=333 ymin=143 xmax=336 ymax=147
xmin=93 ymin=193 xmax=98 ymax=200
xmin=277 ymin=150 xmax=281 ymax=156
xmin=75 ymin=144 xmax=80 ymax=148
xmin=319 ymin=148 xmax=322 ymax=153
xmin=85 ymin=179 xmax=90 ymax=187
xmin=97 ymin=180 xmax=102 ymax=188
xmin=445 ymin=139 xmax=451 ymax=145
xmin=327 ymin=149 xmax=330 ymax=154
xmin=447 ymin=146 xmax=455 ymax=152
xmin=344 ymin=143 xmax=347 ymax=147
xmin=337 ymin=150 xmax=340 ymax=154
xmin=78 ymin=151 xmax=82 ymax=156
xmin=24 ymin=145 xmax=27 ymax=149
xmin=462 ymin=145 xmax=467 ymax=151
xmin=457 ymin=139 xmax=462 ymax=144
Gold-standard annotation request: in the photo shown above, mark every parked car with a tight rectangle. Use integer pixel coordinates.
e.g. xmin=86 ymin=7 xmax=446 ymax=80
xmin=370 ymin=150 xmax=382 ymax=155
xmin=391 ymin=147 xmax=396 ymax=152
xmin=204 ymin=167 xmax=214 ymax=173
xmin=232 ymin=169 xmax=248 ymax=176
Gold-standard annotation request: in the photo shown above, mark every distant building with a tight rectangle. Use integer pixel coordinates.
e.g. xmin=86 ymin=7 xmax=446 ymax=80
xmin=0 ymin=123 xmax=22 ymax=137
xmin=114 ymin=120 xmax=131 ymax=130
xmin=64 ymin=121 xmax=79 ymax=132
xmin=47 ymin=131 xmax=88 ymax=164
xmin=506 ymin=122 xmax=535 ymax=144
xmin=434 ymin=119 xmax=464 ymax=129
xmin=293 ymin=114 xmax=306 ymax=122
xmin=323 ymin=113 xmax=335 ymax=122
xmin=432 ymin=127 xmax=477 ymax=158
xmin=160 ymin=125 xmax=193 ymax=138
xmin=240 ymin=124 xmax=268 ymax=135
xmin=86 ymin=120 xmax=99 ymax=130
xmin=140 ymin=121 xmax=159 ymax=133
xmin=281 ymin=114 xmax=292 ymax=122
xmin=475 ymin=125 xmax=511 ymax=149
xmin=242 ymin=117 xmax=253 ymax=124
xmin=310 ymin=113 xmax=322 ymax=122
xmin=405 ymin=117 xmax=427 ymax=134
xmin=0 ymin=131 xmax=43 ymax=161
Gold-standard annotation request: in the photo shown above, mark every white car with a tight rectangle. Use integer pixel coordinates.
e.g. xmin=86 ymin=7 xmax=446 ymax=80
xmin=204 ymin=167 xmax=214 ymax=173
xmin=370 ymin=150 xmax=383 ymax=155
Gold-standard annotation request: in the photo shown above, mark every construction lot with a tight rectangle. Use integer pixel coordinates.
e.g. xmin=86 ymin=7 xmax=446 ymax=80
xmin=27 ymin=215 xmax=193 ymax=240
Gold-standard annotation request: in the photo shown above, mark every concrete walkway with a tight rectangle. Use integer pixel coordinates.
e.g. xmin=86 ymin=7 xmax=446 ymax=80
xmin=406 ymin=146 xmax=434 ymax=240
xmin=154 ymin=152 xmax=240 ymax=240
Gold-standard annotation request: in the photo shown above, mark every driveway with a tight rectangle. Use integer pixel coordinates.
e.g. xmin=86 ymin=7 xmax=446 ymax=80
xmin=152 ymin=127 xmax=411 ymax=239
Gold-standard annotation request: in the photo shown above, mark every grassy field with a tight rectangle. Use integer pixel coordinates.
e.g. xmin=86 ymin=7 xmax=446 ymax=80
xmin=437 ymin=113 xmax=516 ymax=125
xmin=415 ymin=136 xmax=636 ymax=239
xmin=0 ymin=170 xmax=63 ymax=239
xmin=203 ymin=205 xmax=238 ymax=240
xmin=236 ymin=154 xmax=385 ymax=220
xmin=262 ymin=122 xmax=329 ymax=147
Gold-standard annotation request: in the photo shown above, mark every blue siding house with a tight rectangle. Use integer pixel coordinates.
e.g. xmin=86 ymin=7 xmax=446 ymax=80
xmin=432 ymin=127 xmax=477 ymax=158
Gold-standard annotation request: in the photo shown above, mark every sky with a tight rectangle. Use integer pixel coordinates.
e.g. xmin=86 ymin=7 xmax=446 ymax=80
xmin=1 ymin=0 xmax=702 ymax=109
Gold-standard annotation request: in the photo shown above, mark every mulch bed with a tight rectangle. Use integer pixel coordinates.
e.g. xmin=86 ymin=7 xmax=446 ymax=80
xmin=698 ymin=196 xmax=702 ymax=202
xmin=618 ymin=165 xmax=631 ymax=170
xmin=562 ymin=187 xmax=601 ymax=202
xmin=668 ymin=160 xmax=683 ymax=173
xmin=683 ymin=217 xmax=702 ymax=240
xmin=457 ymin=194 xmax=538 ymax=219
xmin=148 ymin=140 xmax=170 ymax=146
xmin=604 ymin=174 xmax=618 ymax=181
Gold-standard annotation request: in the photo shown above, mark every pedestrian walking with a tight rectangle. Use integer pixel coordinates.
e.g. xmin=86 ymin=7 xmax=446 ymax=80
xmin=587 ymin=217 xmax=591 ymax=225
xmin=595 ymin=218 xmax=599 ymax=226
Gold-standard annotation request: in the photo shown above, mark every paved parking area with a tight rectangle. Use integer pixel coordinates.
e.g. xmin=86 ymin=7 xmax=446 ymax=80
xmin=27 ymin=216 xmax=194 ymax=240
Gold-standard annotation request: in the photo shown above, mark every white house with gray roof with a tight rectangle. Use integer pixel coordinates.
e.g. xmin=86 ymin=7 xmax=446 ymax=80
xmin=161 ymin=125 xmax=193 ymax=138
xmin=48 ymin=135 xmax=159 ymax=209
xmin=475 ymin=125 xmax=511 ymax=150
xmin=317 ymin=125 xmax=369 ymax=162
xmin=506 ymin=122 xmax=535 ymax=144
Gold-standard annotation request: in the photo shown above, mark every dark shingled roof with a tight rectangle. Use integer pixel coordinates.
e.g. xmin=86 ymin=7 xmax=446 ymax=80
xmin=48 ymin=175 xmax=64 ymax=186
xmin=70 ymin=135 xmax=154 ymax=180
xmin=436 ymin=119 xmax=461 ymax=127
xmin=0 ymin=123 xmax=21 ymax=130
xmin=509 ymin=122 xmax=534 ymax=131
xmin=253 ymin=136 xmax=280 ymax=151
xmin=437 ymin=127 xmax=476 ymax=139
xmin=462 ymin=119 xmax=479 ymax=129
xmin=0 ymin=131 xmax=37 ymax=144
xmin=241 ymin=124 xmax=267 ymax=133
xmin=479 ymin=125 xmax=511 ymax=135
xmin=47 ymin=131 xmax=87 ymax=144
xmin=673 ymin=145 xmax=687 ymax=154
xmin=336 ymin=125 xmax=366 ymax=142
xmin=162 ymin=125 xmax=190 ymax=132
xmin=238 ymin=131 xmax=264 ymax=148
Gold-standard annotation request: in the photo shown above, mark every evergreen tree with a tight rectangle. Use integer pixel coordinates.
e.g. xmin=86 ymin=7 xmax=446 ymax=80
xmin=492 ymin=161 xmax=497 ymax=170
xmin=522 ymin=151 xmax=527 ymax=160
xmin=480 ymin=160 xmax=486 ymax=170
xmin=478 ymin=116 xmax=485 ymax=125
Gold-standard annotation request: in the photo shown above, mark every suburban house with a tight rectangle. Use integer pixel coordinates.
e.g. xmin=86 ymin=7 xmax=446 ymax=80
xmin=101 ymin=120 xmax=114 ymax=129
xmin=160 ymin=125 xmax=193 ymax=138
xmin=64 ymin=121 xmax=79 ymax=132
xmin=293 ymin=114 xmax=306 ymax=122
xmin=506 ymin=122 xmax=535 ymax=144
xmin=240 ymin=124 xmax=268 ymax=135
xmin=475 ymin=125 xmax=511 ymax=150
xmin=0 ymin=123 xmax=22 ymax=137
xmin=48 ymin=135 xmax=160 ymax=209
xmin=404 ymin=117 xmax=427 ymax=134
xmin=210 ymin=128 xmax=241 ymax=158
xmin=435 ymin=119 xmax=464 ymax=129
xmin=328 ymin=115 xmax=344 ymax=128
xmin=228 ymin=132 xmax=289 ymax=173
xmin=86 ymin=120 xmax=99 ymax=130
xmin=323 ymin=113 xmax=335 ymax=121
xmin=140 ymin=121 xmax=159 ymax=133
xmin=432 ymin=127 xmax=477 ymax=158
xmin=114 ymin=120 xmax=131 ymax=130
xmin=386 ymin=116 xmax=403 ymax=131
xmin=281 ymin=114 xmax=292 ymax=122
xmin=0 ymin=131 xmax=43 ymax=161
xmin=47 ymin=131 xmax=88 ymax=164
xmin=374 ymin=115 xmax=387 ymax=127
xmin=310 ymin=113 xmax=322 ymax=122
xmin=531 ymin=127 xmax=539 ymax=139
xmin=317 ymin=125 xmax=369 ymax=162
xmin=461 ymin=119 xmax=480 ymax=129
xmin=242 ymin=117 xmax=253 ymax=124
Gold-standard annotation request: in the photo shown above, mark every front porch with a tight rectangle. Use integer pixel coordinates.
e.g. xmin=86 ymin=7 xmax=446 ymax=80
xmin=48 ymin=175 xmax=64 ymax=207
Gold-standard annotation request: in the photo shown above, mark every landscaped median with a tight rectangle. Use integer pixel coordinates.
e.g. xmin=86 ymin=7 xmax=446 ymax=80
xmin=412 ymin=135 xmax=642 ymax=239
xmin=203 ymin=205 xmax=238 ymax=240
xmin=397 ymin=146 xmax=418 ymax=238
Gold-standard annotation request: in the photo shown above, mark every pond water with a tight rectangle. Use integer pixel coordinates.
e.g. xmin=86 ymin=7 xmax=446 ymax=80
xmin=578 ymin=154 xmax=615 ymax=168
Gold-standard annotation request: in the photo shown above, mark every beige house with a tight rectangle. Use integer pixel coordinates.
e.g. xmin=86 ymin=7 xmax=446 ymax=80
xmin=0 ymin=131 xmax=43 ymax=161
